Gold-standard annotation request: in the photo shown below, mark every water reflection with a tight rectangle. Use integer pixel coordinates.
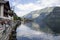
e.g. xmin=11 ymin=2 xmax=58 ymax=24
xmin=16 ymin=22 xmax=60 ymax=40
xmin=25 ymin=22 xmax=53 ymax=34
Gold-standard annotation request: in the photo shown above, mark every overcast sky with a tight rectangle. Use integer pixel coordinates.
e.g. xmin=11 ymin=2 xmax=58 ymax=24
xmin=9 ymin=0 xmax=60 ymax=17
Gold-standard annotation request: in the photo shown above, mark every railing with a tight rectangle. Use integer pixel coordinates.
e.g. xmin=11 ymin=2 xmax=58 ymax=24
xmin=0 ymin=16 xmax=12 ymax=20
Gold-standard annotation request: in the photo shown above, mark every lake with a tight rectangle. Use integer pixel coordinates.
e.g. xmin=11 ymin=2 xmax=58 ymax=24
xmin=16 ymin=22 xmax=60 ymax=40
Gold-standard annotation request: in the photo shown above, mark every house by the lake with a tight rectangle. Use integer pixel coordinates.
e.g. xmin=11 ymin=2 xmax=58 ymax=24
xmin=0 ymin=0 xmax=13 ymax=20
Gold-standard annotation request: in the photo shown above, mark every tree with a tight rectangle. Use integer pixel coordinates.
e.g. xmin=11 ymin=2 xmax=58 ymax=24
xmin=17 ymin=17 xmax=21 ymax=21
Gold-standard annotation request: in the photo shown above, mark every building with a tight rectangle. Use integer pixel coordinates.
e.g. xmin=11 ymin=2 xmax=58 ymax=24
xmin=0 ymin=0 xmax=13 ymax=20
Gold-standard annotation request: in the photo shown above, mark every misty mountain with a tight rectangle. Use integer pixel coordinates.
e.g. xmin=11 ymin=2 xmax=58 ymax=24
xmin=23 ymin=7 xmax=60 ymax=33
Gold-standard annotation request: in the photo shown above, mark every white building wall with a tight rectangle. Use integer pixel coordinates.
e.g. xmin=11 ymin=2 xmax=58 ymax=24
xmin=8 ymin=16 xmax=13 ymax=20
xmin=0 ymin=4 xmax=12 ymax=20
xmin=0 ymin=5 xmax=1 ymax=16
xmin=0 ymin=4 xmax=13 ymax=20
xmin=0 ymin=5 xmax=4 ymax=17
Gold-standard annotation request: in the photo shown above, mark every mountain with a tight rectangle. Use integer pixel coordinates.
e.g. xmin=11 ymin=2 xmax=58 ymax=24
xmin=23 ymin=7 xmax=60 ymax=33
xmin=43 ymin=7 xmax=60 ymax=33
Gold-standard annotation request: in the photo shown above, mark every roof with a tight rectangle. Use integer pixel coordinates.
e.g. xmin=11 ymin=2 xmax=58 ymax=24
xmin=5 ymin=1 xmax=11 ymax=10
xmin=0 ymin=1 xmax=11 ymax=10
xmin=0 ymin=1 xmax=7 ymax=4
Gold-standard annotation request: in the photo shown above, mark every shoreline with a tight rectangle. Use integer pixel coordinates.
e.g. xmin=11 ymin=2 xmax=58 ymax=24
xmin=9 ymin=21 xmax=21 ymax=40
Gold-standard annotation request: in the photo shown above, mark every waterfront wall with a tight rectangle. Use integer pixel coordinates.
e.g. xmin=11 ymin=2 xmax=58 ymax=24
xmin=0 ymin=20 xmax=20 ymax=40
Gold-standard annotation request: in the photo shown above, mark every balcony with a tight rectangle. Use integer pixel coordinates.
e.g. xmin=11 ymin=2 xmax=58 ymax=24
xmin=8 ymin=10 xmax=13 ymax=17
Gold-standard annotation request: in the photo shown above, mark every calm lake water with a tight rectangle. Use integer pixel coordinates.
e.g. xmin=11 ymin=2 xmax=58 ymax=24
xmin=16 ymin=22 xmax=60 ymax=40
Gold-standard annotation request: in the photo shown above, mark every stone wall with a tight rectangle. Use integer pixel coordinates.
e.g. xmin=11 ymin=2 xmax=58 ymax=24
xmin=0 ymin=20 xmax=18 ymax=40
